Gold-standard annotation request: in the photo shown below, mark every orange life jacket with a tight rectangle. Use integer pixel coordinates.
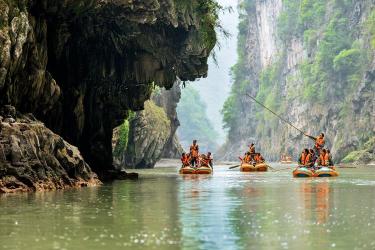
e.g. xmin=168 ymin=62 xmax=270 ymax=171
xmin=305 ymin=153 xmax=312 ymax=165
xmin=243 ymin=155 xmax=251 ymax=163
xmin=315 ymin=137 xmax=325 ymax=149
xmin=181 ymin=156 xmax=190 ymax=166
xmin=300 ymin=153 xmax=306 ymax=165
xmin=254 ymin=155 xmax=260 ymax=162
xmin=324 ymin=153 xmax=330 ymax=166
xmin=200 ymin=157 xmax=210 ymax=167
xmin=319 ymin=154 xmax=326 ymax=166
xmin=190 ymin=144 xmax=199 ymax=158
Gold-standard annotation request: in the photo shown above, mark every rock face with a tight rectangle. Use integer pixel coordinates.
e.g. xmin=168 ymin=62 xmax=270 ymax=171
xmin=221 ymin=0 xmax=375 ymax=162
xmin=152 ymin=84 xmax=184 ymax=159
xmin=0 ymin=0 xmax=216 ymax=176
xmin=113 ymin=84 xmax=183 ymax=169
xmin=124 ymin=100 xmax=171 ymax=168
xmin=0 ymin=106 xmax=100 ymax=193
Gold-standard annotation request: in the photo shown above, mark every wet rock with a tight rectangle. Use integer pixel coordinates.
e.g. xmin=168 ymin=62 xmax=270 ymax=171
xmin=0 ymin=108 xmax=101 ymax=193
xmin=104 ymin=169 xmax=138 ymax=181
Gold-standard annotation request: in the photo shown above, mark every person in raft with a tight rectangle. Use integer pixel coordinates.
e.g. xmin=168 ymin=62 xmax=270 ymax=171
xmin=309 ymin=149 xmax=318 ymax=168
xmin=243 ymin=152 xmax=252 ymax=164
xmin=298 ymin=149 xmax=308 ymax=166
xmin=326 ymin=149 xmax=334 ymax=166
xmin=254 ymin=153 xmax=265 ymax=164
xmin=190 ymin=140 xmax=199 ymax=167
xmin=200 ymin=153 xmax=213 ymax=168
xmin=248 ymin=143 xmax=256 ymax=154
xmin=180 ymin=153 xmax=190 ymax=167
xmin=307 ymin=133 xmax=325 ymax=156
xmin=318 ymin=149 xmax=334 ymax=167
xmin=299 ymin=148 xmax=314 ymax=168
xmin=206 ymin=152 xmax=213 ymax=169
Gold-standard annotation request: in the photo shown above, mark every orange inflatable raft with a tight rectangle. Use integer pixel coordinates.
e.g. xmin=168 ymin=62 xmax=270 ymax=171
xmin=314 ymin=167 xmax=339 ymax=177
xmin=179 ymin=166 xmax=212 ymax=175
xmin=240 ymin=163 xmax=269 ymax=172
xmin=293 ymin=167 xmax=314 ymax=177
xmin=293 ymin=166 xmax=339 ymax=177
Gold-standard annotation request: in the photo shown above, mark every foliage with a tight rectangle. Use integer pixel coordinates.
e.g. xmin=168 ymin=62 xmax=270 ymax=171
xmin=341 ymin=137 xmax=375 ymax=163
xmin=113 ymin=112 xmax=135 ymax=158
xmin=365 ymin=9 xmax=375 ymax=48
xmin=177 ymin=85 xmax=219 ymax=150
xmin=333 ymin=48 xmax=362 ymax=76
xmin=173 ymin=0 xmax=222 ymax=49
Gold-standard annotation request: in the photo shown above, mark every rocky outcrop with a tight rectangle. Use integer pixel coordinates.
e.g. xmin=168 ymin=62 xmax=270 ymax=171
xmin=0 ymin=0 xmax=216 ymax=176
xmin=152 ymin=84 xmax=184 ymax=158
xmin=125 ymin=100 xmax=171 ymax=168
xmin=221 ymin=0 xmax=375 ymax=162
xmin=113 ymin=84 xmax=184 ymax=169
xmin=0 ymin=106 xmax=100 ymax=193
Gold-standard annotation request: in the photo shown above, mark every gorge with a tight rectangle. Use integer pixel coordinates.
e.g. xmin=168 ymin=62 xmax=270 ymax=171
xmin=0 ymin=0 xmax=218 ymax=191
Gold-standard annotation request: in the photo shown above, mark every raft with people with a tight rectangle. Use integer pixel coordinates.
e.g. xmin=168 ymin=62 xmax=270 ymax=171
xmin=293 ymin=135 xmax=339 ymax=177
xmin=179 ymin=140 xmax=213 ymax=175
xmin=237 ymin=144 xmax=269 ymax=172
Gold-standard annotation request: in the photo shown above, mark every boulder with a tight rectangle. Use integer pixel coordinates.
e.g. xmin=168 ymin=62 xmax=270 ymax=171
xmin=0 ymin=106 xmax=101 ymax=193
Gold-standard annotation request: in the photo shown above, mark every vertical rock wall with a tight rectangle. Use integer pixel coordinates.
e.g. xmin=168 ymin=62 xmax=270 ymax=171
xmin=222 ymin=0 xmax=375 ymax=163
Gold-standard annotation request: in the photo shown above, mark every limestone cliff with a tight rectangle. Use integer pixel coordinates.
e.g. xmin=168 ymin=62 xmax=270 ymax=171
xmin=222 ymin=0 xmax=374 ymax=163
xmin=113 ymin=84 xmax=183 ymax=169
xmin=0 ymin=0 xmax=217 ymax=176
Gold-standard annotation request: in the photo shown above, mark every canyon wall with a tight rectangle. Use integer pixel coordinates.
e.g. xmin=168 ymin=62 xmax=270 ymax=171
xmin=221 ymin=0 xmax=374 ymax=163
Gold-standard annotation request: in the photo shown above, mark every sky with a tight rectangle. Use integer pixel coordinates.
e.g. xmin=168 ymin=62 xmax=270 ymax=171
xmin=187 ymin=0 xmax=239 ymax=145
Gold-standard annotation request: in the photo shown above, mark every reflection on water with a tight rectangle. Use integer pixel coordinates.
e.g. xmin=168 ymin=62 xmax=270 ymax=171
xmin=1 ymin=165 xmax=375 ymax=249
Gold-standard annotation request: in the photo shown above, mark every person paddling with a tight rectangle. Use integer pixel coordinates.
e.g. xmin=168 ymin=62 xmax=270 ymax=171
xmin=307 ymin=133 xmax=325 ymax=156
xmin=190 ymin=140 xmax=199 ymax=167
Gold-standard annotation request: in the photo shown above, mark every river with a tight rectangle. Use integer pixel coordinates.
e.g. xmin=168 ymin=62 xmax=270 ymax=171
xmin=1 ymin=162 xmax=375 ymax=250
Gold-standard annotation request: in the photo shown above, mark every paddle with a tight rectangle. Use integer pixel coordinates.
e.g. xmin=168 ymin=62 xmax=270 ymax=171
xmin=229 ymin=165 xmax=241 ymax=169
xmin=229 ymin=156 xmax=243 ymax=169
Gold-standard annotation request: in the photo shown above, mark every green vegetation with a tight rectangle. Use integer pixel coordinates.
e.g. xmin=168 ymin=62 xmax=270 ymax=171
xmin=366 ymin=9 xmax=375 ymax=48
xmin=113 ymin=112 xmax=135 ymax=159
xmin=174 ymin=0 xmax=223 ymax=49
xmin=341 ymin=137 xmax=375 ymax=164
xmin=177 ymin=85 xmax=219 ymax=150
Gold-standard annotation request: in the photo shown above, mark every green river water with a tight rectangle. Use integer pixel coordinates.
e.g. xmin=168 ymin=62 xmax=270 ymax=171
xmin=1 ymin=163 xmax=375 ymax=250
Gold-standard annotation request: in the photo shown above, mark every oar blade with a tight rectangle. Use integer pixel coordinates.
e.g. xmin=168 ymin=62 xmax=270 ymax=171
xmin=229 ymin=165 xmax=240 ymax=169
